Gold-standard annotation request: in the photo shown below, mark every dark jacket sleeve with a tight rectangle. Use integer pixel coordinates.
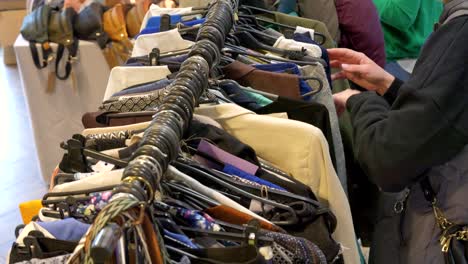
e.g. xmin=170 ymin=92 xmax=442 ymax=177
xmin=346 ymin=17 xmax=468 ymax=192
xmin=382 ymin=78 xmax=404 ymax=105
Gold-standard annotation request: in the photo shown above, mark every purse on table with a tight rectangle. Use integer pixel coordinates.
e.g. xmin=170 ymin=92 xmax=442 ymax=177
xmin=103 ymin=3 xmax=133 ymax=67
xmin=74 ymin=2 xmax=109 ymax=49
xmin=48 ymin=7 xmax=79 ymax=81
xmin=20 ymin=5 xmax=53 ymax=69
xmin=125 ymin=0 xmax=151 ymax=37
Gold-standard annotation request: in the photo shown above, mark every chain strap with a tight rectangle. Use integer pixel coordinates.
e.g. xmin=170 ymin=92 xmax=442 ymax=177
xmin=431 ymin=199 xmax=468 ymax=253
xmin=432 ymin=200 xmax=453 ymax=230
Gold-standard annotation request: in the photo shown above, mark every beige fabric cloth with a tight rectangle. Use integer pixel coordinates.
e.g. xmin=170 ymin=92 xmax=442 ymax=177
xmin=132 ymin=29 xmax=193 ymax=57
xmin=195 ymin=103 xmax=359 ymax=264
xmin=103 ymin=66 xmax=171 ymax=101
xmin=51 ymin=169 xmax=123 ymax=193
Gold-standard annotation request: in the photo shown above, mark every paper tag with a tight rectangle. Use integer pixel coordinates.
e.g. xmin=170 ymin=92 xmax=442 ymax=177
xmin=295 ymin=26 xmax=315 ymax=39
xmin=249 ymin=200 xmax=274 ymax=214
xmin=91 ymin=161 xmax=115 ymax=173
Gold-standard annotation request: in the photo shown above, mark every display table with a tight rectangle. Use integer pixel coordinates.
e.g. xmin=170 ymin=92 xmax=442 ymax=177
xmin=14 ymin=35 xmax=110 ymax=183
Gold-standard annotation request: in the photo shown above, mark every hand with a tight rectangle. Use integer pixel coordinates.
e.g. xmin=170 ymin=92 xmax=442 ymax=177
xmin=333 ymin=89 xmax=361 ymax=116
xmin=158 ymin=0 xmax=177 ymax=7
xmin=63 ymin=0 xmax=82 ymax=12
xmin=328 ymin=48 xmax=395 ymax=95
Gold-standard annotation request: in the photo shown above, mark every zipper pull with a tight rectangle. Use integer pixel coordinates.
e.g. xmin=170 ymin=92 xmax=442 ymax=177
xmin=441 ymin=235 xmax=452 ymax=253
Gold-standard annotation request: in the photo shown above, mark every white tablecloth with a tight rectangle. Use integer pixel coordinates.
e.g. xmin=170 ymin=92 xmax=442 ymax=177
xmin=14 ymin=35 xmax=110 ymax=183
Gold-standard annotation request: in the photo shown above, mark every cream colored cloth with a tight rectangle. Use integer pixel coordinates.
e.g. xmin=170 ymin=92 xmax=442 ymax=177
xmin=82 ymin=121 xmax=150 ymax=136
xmin=132 ymin=29 xmax=193 ymax=57
xmin=140 ymin=5 xmax=193 ymax=32
xmin=51 ymin=169 xmax=124 ymax=193
xmin=273 ymin=36 xmax=322 ymax=58
xmin=195 ymin=103 xmax=359 ymax=264
xmin=103 ymin=66 xmax=171 ymax=101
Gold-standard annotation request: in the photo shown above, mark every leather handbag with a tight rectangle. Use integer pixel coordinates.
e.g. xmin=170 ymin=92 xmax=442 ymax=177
xmin=20 ymin=5 xmax=53 ymax=69
xmin=48 ymin=7 xmax=79 ymax=80
xmin=103 ymin=3 xmax=128 ymax=41
xmin=125 ymin=0 xmax=151 ymax=37
xmin=48 ymin=7 xmax=76 ymax=46
xmin=74 ymin=2 xmax=109 ymax=49
xmin=420 ymin=177 xmax=468 ymax=264
xmin=103 ymin=3 xmax=133 ymax=67
xmin=103 ymin=0 xmax=131 ymax=8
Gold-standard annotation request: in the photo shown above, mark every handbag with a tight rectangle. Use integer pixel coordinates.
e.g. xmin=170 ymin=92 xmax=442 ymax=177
xmin=20 ymin=5 xmax=53 ymax=69
xmin=420 ymin=177 xmax=468 ymax=264
xmin=73 ymin=2 xmax=122 ymax=69
xmin=103 ymin=0 xmax=130 ymax=7
xmin=125 ymin=0 xmax=151 ymax=37
xmin=103 ymin=3 xmax=129 ymax=42
xmin=74 ymin=2 xmax=109 ymax=49
xmin=103 ymin=3 xmax=133 ymax=66
xmin=48 ymin=7 xmax=79 ymax=80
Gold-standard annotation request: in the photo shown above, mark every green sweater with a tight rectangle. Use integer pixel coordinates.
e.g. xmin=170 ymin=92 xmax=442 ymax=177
xmin=373 ymin=0 xmax=443 ymax=61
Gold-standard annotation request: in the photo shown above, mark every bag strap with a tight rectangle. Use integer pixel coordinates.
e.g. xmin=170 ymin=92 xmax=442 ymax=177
xmin=55 ymin=40 xmax=79 ymax=80
xmin=420 ymin=176 xmax=436 ymax=204
xmin=420 ymin=175 xmax=455 ymax=231
xmin=420 ymin=173 xmax=468 ymax=256
xmin=29 ymin=42 xmax=52 ymax=69
xmin=444 ymin=10 xmax=468 ymax=25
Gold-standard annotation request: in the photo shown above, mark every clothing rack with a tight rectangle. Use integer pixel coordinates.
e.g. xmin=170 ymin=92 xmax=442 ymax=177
xmin=84 ymin=1 xmax=236 ymax=262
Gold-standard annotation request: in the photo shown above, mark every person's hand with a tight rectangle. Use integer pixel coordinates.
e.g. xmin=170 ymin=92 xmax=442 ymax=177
xmin=63 ymin=0 xmax=82 ymax=12
xmin=328 ymin=48 xmax=395 ymax=95
xmin=333 ymin=89 xmax=361 ymax=116
xmin=158 ymin=0 xmax=177 ymax=7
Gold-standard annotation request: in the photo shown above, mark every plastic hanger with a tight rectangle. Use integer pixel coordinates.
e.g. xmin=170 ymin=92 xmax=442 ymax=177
xmin=234 ymin=31 xmax=307 ymax=60
xmin=239 ymin=5 xmax=276 ymax=16
xmin=300 ymin=76 xmax=324 ymax=97
xmin=163 ymin=181 xmax=221 ymax=208
xmin=237 ymin=12 xmax=327 ymax=45
xmin=173 ymin=160 xmax=300 ymax=225
xmin=53 ymin=173 xmax=77 ymax=186
xmin=179 ymin=226 xmax=274 ymax=245
xmin=234 ymin=25 xmax=278 ymax=46
xmin=182 ymin=158 xmax=325 ymax=208
xmin=59 ymin=135 xmax=129 ymax=173
xmin=223 ymin=44 xmax=327 ymax=66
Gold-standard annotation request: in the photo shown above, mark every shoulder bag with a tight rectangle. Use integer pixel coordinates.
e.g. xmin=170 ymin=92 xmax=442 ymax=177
xmin=48 ymin=7 xmax=79 ymax=80
xmin=74 ymin=2 xmax=109 ymax=49
xmin=421 ymin=177 xmax=468 ymax=264
xmin=103 ymin=3 xmax=133 ymax=67
xmin=125 ymin=0 xmax=151 ymax=37
xmin=20 ymin=5 xmax=53 ymax=69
